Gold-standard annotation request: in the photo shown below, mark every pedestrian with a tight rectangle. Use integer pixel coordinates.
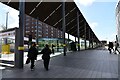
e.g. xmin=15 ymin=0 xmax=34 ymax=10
xmin=52 ymin=44 xmax=55 ymax=54
xmin=108 ymin=42 xmax=114 ymax=53
xmin=40 ymin=44 xmax=52 ymax=71
xmin=26 ymin=42 xmax=38 ymax=71
xmin=114 ymin=41 xmax=120 ymax=54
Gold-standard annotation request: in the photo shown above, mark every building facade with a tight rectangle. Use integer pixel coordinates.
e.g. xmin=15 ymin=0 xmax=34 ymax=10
xmin=25 ymin=15 xmax=63 ymax=39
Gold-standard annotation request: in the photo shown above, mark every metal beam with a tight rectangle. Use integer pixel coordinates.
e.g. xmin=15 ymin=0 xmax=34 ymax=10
xmin=53 ymin=7 xmax=76 ymax=27
xmin=29 ymin=0 xmax=43 ymax=15
xmin=43 ymin=4 xmax=62 ymax=22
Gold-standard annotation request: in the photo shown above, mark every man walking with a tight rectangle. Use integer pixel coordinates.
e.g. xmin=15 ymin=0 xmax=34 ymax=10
xmin=27 ymin=42 xmax=38 ymax=71
xmin=114 ymin=41 xmax=120 ymax=54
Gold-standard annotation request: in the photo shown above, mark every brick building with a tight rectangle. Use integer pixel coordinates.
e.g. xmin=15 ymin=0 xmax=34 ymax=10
xmin=24 ymin=15 xmax=63 ymax=39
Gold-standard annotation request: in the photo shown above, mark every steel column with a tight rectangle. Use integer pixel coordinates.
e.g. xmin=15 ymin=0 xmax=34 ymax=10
xmin=68 ymin=34 xmax=69 ymax=51
xmin=92 ymin=33 xmax=93 ymax=48
xmin=77 ymin=12 xmax=80 ymax=51
xmin=89 ymin=28 xmax=91 ymax=48
xmin=15 ymin=0 xmax=25 ymax=68
xmin=57 ymin=40 xmax=59 ymax=52
xmin=84 ymin=22 xmax=87 ymax=49
xmin=36 ymin=17 xmax=39 ymax=49
xmin=62 ymin=1 xmax=66 ymax=56
xmin=15 ymin=28 xmax=20 ymax=68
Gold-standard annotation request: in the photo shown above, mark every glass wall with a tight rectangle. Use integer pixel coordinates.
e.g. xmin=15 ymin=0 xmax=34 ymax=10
xmin=86 ymin=40 xmax=89 ymax=49
xmin=38 ymin=38 xmax=64 ymax=52
xmin=80 ymin=39 xmax=85 ymax=50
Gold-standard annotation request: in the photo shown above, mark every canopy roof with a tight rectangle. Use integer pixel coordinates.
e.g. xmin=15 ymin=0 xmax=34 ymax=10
xmin=0 ymin=0 xmax=100 ymax=42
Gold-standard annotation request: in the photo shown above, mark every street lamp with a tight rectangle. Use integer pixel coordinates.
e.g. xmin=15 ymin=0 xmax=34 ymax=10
xmin=6 ymin=12 xmax=9 ymax=30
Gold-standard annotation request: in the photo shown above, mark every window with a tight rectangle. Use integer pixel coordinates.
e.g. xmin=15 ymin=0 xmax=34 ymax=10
xmin=39 ymin=26 xmax=42 ymax=29
xmin=46 ymin=32 xmax=48 ymax=34
xmin=39 ymin=22 xmax=42 ymax=25
xmin=25 ymin=31 xmax=29 ymax=33
xmin=39 ymin=34 xmax=42 ymax=37
xmin=51 ymin=34 xmax=53 ymax=36
xmin=39 ymin=30 xmax=42 ymax=33
xmin=51 ymin=27 xmax=53 ymax=30
xmin=34 ymin=26 xmax=37 ymax=29
xmin=26 ymin=23 xmax=29 ymax=26
xmin=26 ymin=16 xmax=30 ymax=21
xmin=51 ymin=30 xmax=53 ymax=33
xmin=46 ymin=25 xmax=48 ymax=28
xmin=32 ymin=22 xmax=36 ymax=24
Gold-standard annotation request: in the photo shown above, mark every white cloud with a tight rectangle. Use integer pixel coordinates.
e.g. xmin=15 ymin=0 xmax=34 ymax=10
xmin=75 ymin=0 xmax=96 ymax=6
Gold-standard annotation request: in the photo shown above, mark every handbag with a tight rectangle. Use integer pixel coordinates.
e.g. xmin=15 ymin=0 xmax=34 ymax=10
xmin=26 ymin=58 xmax=30 ymax=64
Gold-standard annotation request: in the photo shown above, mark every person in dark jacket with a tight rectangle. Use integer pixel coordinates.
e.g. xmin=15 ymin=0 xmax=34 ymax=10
xmin=27 ymin=42 xmax=38 ymax=71
xmin=114 ymin=41 xmax=120 ymax=54
xmin=52 ymin=44 xmax=55 ymax=54
xmin=108 ymin=42 xmax=114 ymax=53
xmin=40 ymin=44 xmax=52 ymax=71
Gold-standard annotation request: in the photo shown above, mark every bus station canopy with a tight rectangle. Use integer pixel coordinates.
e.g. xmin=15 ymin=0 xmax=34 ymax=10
xmin=0 ymin=0 xmax=100 ymax=43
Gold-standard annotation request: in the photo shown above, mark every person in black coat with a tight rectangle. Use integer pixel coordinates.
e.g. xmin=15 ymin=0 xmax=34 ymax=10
xmin=108 ymin=42 xmax=114 ymax=53
xmin=52 ymin=44 xmax=55 ymax=54
xmin=114 ymin=41 xmax=120 ymax=54
xmin=40 ymin=44 xmax=52 ymax=71
xmin=27 ymin=42 xmax=38 ymax=70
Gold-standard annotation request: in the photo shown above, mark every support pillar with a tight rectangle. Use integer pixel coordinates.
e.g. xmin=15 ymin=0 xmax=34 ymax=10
xmin=62 ymin=1 xmax=66 ymax=56
xmin=36 ymin=17 xmax=39 ymax=50
xmin=89 ymin=28 xmax=91 ymax=49
xmin=77 ymin=12 xmax=80 ymax=51
xmin=84 ymin=22 xmax=87 ymax=50
xmin=57 ymin=40 xmax=59 ymax=52
xmin=92 ymin=33 xmax=93 ymax=48
xmin=15 ymin=0 xmax=25 ymax=68
xmin=15 ymin=28 xmax=19 ymax=68
xmin=68 ymin=34 xmax=70 ymax=51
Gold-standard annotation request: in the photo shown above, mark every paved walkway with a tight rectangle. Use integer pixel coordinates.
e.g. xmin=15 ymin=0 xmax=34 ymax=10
xmin=1 ymin=47 xmax=119 ymax=79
